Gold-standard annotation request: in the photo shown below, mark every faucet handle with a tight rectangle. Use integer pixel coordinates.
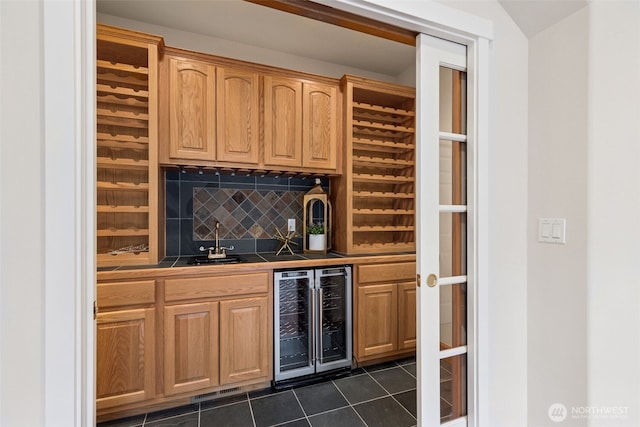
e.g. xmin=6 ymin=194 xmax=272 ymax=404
xmin=199 ymin=246 xmax=215 ymax=253
xmin=219 ymin=245 xmax=235 ymax=251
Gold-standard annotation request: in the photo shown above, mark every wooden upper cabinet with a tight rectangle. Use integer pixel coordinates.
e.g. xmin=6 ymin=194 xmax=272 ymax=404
xmin=303 ymin=82 xmax=338 ymax=170
xmin=264 ymin=76 xmax=303 ymax=168
xmin=168 ymin=57 xmax=216 ymax=161
xmin=216 ymin=67 xmax=260 ymax=164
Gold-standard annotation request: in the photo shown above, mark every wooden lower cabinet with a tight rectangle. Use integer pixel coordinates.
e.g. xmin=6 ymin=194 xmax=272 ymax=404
xmin=219 ymin=296 xmax=271 ymax=384
xmin=97 ymin=271 xmax=272 ymax=421
xmin=164 ymin=302 xmax=219 ymax=395
xmin=96 ymin=308 xmax=156 ymax=410
xmin=354 ymin=262 xmax=416 ymax=362
xmin=357 ymin=284 xmax=398 ymax=357
xmin=398 ymin=281 xmax=417 ymax=350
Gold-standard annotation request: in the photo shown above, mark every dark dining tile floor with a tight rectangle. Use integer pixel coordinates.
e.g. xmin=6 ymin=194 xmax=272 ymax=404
xmin=97 ymin=357 xmax=416 ymax=427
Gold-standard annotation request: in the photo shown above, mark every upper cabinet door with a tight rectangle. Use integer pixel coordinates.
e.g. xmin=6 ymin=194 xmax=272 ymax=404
xmin=168 ymin=57 xmax=216 ymax=161
xmin=303 ymin=82 xmax=338 ymax=170
xmin=217 ymin=67 xmax=260 ymax=164
xmin=264 ymin=76 xmax=303 ymax=168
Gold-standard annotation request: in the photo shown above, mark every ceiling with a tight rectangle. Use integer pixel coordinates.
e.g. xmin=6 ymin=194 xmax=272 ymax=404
xmin=96 ymin=0 xmax=589 ymax=77
xmin=497 ymin=0 xmax=588 ymax=38
xmin=96 ymin=0 xmax=416 ymax=78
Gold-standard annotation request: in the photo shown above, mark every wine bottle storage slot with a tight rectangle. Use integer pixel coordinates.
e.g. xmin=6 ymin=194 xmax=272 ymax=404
xmin=96 ymin=26 xmax=161 ymax=266
xmin=340 ymin=76 xmax=416 ymax=254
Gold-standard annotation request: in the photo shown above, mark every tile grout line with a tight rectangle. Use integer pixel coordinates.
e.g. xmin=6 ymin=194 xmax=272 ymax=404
xmin=364 ymin=365 xmax=417 ymax=423
xmin=290 ymin=388 xmax=311 ymax=426
xmin=245 ymin=392 xmax=258 ymax=427
xmin=330 ymin=378 xmax=369 ymax=427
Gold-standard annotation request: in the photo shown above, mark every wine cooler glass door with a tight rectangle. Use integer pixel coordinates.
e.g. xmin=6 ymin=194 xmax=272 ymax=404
xmin=274 ymin=269 xmax=315 ymax=381
xmin=316 ymin=266 xmax=352 ymax=373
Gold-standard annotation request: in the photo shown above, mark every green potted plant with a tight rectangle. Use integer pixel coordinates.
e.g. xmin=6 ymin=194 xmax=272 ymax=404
xmin=307 ymin=223 xmax=326 ymax=251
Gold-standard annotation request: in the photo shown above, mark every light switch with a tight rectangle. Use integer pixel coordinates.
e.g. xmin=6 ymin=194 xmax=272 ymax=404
xmin=538 ymin=218 xmax=566 ymax=244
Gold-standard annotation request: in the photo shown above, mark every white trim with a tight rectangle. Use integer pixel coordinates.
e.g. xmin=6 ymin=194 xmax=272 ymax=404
xmin=440 ymin=346 xmax=468 ymax=359
xmin=439 ymin=275 xmax=468 ymax=286
xmin=442 ymin=416 xmax=469 ymax=427
xmin=440 ymin=205 xmax=468 ymax=213
xmin=43 ymin=0 xmax=95 ymax=425
xmin=317 ymin=0 xmax=493 ymax=42
xmin=440 ymin=131 xmax=468 ymax=142
xmin=465 ymin=36 xmax=491 ymax=427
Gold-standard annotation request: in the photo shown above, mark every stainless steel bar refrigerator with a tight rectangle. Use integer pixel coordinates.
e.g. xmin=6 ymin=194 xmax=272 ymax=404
xmin=273 ymin=266 xmax=352 ymax=386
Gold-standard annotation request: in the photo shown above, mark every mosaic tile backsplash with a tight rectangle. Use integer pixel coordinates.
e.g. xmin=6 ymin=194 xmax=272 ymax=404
xmin=165 ymin=170 xmax=328 ymax=256
xmin=192 ymin=188 xmax=305 ymax=241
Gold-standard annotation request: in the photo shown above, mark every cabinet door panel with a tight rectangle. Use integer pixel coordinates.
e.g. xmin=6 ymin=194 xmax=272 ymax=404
xmin=96 ymin=308 xmax=155 ymax=410
xmin=217 ymin=68 xmax=260 ymax=164
xmin=303 ymin=82 xmax=337 ymax=170
xmin=357 ymin=284 xmax=398 ymax=357
xmin=264 ymin=76 xmax=302 ymax=167
xmin=169 ymin=57 xmax=216 ymax=161
xmin=398 ymin=281 xmax=417 ymax=350
xmin=164 ymin=302 xmax=219 ymax=395
xmin=219 ymin=297 xmax=271 ymax=384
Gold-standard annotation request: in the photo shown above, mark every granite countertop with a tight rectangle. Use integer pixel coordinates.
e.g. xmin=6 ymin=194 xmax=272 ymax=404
xmin=97 ymin=251 xmax=369 ymax=272
xmin=97 ymin=252 xmax=415 ymax=277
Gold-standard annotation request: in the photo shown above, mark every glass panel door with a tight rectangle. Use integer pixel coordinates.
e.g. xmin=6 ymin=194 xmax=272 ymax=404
xmin=416 ymin=34 xmax=470 ymax=427
xmin=274 ymin=269 xmax=314 ymax=381
xmin=316 ymin=267 xmax=352 ymax=371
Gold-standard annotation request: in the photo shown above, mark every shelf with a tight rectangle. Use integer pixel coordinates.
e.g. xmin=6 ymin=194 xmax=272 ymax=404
xmin=97 ymin=108 xmax=149 ymax=122
xmin=96 ymin=59 xmax=149 ymax=76
xmin=353 ymin=156 xmax=414 ymax=169
xmin=352 ymin=102 xmax=414 ymax=117
xmin=353 ymin=225 xmax=415 ymax=232
xmin=353 ymin=119 xmax=414 ymax=134
xmin=353 ymin=191 xmax=414 ymax=199
xmin=97 ymin=205 xmax=149 ymax=213
xmin=350 ymin=242 xmax=416 ymax=253
xmin=97 ymin=71 xmax=147 ymax=88
xmin=97 ymin=181 xmax=149 ymax=191
xmin=97 ymin=132 xmax=148 ymax=147
xmin=96 ymin=157 xmax=150 ymax=170
xmin=96 ymin=83 xmax=149 ymax=99
xmin=353 ymin=209 xmax=415 ymax=215
xmin=352 ymin=137 xmax=413 ymax=154
xmin=97 ymin=93 xmax=149 ymax=109
xmin=97 ymin=228 xmax=150 ymax=237
xmin=352 ymin=174 xmax=414 ymax=184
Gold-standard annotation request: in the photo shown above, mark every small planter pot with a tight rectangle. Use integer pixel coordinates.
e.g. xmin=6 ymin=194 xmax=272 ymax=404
xmin=308 ymin=234 xmax=326 ymax=251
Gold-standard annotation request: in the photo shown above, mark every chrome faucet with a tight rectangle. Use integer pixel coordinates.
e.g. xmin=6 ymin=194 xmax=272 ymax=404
xmin=199 ymin=222 xmax=234 ymax=259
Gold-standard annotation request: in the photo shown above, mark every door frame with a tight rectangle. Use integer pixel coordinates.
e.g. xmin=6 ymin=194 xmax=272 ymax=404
xmin=45 ymin=0 xmax=491 ymax=425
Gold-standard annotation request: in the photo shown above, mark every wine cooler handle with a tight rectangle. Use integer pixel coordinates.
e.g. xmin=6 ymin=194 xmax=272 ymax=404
xmin=310 ymin=280 xmax=316 ymax=367
xmin=318 ymin=287 xmax=324 ymax=365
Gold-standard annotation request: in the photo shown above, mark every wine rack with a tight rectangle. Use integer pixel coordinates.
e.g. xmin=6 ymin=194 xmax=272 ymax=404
xmin=334 ymin=76 xmax=416 ymax=254
xmin=96 ymin=25 xmax=163 ymax=266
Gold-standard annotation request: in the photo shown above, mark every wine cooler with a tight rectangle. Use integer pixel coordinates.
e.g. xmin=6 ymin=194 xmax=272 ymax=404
xmin=274 ymin=266 xmax=352 ymax=385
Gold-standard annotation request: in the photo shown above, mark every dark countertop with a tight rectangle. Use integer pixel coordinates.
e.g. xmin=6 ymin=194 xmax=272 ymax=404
xmin=97 ymin=251 xmax=416 ymax=281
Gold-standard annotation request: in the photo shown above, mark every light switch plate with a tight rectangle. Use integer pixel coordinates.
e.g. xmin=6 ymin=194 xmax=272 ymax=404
xmin=288 ymin=218 xmax=296 ymax=232
xmin=538 ymin=218 xmax=566 ymax=244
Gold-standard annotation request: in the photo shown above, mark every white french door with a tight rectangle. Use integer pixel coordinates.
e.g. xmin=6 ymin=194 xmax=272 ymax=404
xmin=416 ymin=34 xmax=471 ymax=427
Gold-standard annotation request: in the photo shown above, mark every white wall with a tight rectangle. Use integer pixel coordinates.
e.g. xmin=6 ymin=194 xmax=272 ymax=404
xmin=587 ymin=2 xmax=640 ymax=426
xmin=528 ymin=7 xmax=589 ymax=426
xmin=0 ymin=1 xmax=45 ymax=425
xmin=438 ymin=2 xmax=530 ymax=426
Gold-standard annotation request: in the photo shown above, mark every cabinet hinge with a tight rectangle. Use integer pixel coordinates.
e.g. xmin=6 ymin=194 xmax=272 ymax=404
xmin=93 ymin=300 xmax=98 ymax=320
